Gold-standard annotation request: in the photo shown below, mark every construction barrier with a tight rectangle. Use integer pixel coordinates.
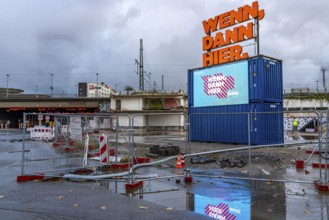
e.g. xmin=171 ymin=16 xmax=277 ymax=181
xmin=99 ymin=134 xmax=108 ymax=165
xmin=83 ymin=134 xmax=89 ymax=167
xmin=30 ymin=126 xmax=55 ymax=141
xmin=20 ymin=113 xmax=131 ymax=177
xmin=19 ymin=111 xmax=329 ymax=194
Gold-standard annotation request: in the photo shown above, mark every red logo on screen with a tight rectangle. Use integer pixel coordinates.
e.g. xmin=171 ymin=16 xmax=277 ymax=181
xmin=201 ymin=73 xmax=235 ymax=99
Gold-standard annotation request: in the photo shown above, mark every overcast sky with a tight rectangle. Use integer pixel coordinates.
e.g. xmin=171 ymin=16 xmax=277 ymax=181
xmin=0 ymin=0 xmax=328 ymax=96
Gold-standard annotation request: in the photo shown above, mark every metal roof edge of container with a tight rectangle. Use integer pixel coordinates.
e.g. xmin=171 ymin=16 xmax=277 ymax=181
xmin=187 ymin=54 xmax=282 ymax=72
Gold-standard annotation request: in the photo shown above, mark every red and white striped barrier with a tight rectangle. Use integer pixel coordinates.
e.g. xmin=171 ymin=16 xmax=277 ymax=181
xmin=83 ymin=134 xmax=89 ymax=167
xmin=44 ymin=128 xmax=50 ymax=140
xmin=30 ymin=126 xmax=55 ymax=141
xmin=52 ymin=126 xmax=55 ymax=139
xmin=61 ymin=125 xmax=68 ymax=134
xmin=30 ymin=128 xmax=37 ymax=139
xmin=30 ymin=126 xmax=54 ymax=141
xmin=99 ymin=134 xmax=108 ymax=165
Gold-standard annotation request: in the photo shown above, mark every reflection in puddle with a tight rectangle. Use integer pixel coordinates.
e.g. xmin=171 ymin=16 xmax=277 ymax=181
xmin=98 ymin=167 xmax=328 ymax=220
xmin=187 ymin=178 xmax=251 ymax=219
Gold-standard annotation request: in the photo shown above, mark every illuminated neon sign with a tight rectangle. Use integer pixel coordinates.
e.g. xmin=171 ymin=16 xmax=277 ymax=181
xmin=202 ymin=1 xmax=265 ymax=67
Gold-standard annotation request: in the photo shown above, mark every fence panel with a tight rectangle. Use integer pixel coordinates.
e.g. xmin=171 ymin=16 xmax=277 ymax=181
xmin=21 ymin=113 xmax=132 ymax=176
xmin=128 ymin=112 xmax=185 ymax=181
xmin=21 ymin=110 xmax=329 ymax=185
xmin=186 ymin=111 xmax=323 ymax=179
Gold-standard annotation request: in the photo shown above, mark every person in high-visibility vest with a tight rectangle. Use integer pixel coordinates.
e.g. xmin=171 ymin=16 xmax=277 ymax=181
xmin=293 ymin=119 xmax=299 ymax=132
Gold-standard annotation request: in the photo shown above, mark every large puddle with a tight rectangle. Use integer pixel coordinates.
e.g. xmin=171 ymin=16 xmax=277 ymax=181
xmin=99 ymin=166 xmax=329 ymax=220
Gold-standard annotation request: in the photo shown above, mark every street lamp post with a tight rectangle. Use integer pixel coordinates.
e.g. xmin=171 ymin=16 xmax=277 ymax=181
xmin=96 ymin=73 xmax=99 ymax=99
xmin=35 ymin=84 xmax=38 ymax=97
xmin=316 ymin=80 xmax=319 ymax=93
xmin=6 ymin=74 xmax=9 ymax=98
xmin=50 ymin=74 xmax=54 ymax=97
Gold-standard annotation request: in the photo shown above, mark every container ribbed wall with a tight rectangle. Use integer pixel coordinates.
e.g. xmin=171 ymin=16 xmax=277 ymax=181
xmin=188 ymin=103 xmax=284 ymax=145
xmin=248 ymin=56 xmax=283 ymax=103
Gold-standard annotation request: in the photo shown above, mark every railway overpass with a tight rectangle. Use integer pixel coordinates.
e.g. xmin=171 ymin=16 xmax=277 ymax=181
xmin=1 ymin=94 xmax=329 ymax=128
xmin=0 ymin=97 xmax=110 ymax=128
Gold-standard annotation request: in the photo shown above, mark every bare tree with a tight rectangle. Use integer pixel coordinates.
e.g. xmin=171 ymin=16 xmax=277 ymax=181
xmin=124 ymin=85 xmax=134 ymax=95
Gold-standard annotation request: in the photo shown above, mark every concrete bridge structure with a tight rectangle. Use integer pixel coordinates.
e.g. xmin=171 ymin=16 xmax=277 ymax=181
xmin=284 ymin=98 xmax=329 ymax=111
xmin=0 ymin=97 xmax=103 ymax=127
xmin=0 ymin=95 xmax=328 ymax=128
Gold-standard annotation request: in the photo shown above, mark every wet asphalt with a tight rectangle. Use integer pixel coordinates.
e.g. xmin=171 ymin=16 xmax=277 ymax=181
xmin=0 ymin=130 xmax=210 ymax=220
xmin=1 ymin=129 xmax=329 ymax=219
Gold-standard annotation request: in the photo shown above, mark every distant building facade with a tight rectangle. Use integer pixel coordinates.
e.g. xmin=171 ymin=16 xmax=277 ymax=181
xmin=109 ymin=91 xmax=187 ymax=131
xmin=78 ymin=82 xmax=112 ymax=98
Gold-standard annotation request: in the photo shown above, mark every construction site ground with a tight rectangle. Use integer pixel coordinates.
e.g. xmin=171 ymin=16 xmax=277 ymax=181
xmin=1 ymin=129 xmax=329 ymax=219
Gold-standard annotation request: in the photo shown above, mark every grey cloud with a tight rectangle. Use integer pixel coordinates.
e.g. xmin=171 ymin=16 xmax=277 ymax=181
xmin=0 ymin=0 xmax=328 ymax=95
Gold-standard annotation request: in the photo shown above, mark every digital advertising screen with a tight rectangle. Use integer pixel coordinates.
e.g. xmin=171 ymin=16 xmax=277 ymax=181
xmin=193 ymin=61 xmax=249 ymax=107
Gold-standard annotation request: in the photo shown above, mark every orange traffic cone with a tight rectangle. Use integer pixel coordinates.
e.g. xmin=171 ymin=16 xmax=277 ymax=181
xmin=181 ymin=154 xmax=186 ymax=167
xmin=176 ymin=154 xmax=183 ymax=169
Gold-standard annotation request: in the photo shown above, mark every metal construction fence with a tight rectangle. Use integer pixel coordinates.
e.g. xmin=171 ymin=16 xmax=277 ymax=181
xmin=21 ymin=113 xmax=133 ymax=176
xmin=19 ymin=110 xmax=329 ymax=186
xmin=186 ymin=110 xmax=328 ymax=184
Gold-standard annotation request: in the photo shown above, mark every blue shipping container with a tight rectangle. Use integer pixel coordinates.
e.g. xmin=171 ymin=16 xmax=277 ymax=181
xmin=187 ymin=55 xmax=283 ymax=106
xmin=248 ymin=56 xmax=283 ymax=102
xmin=188 ymin=103 xmax=284 ymax=145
